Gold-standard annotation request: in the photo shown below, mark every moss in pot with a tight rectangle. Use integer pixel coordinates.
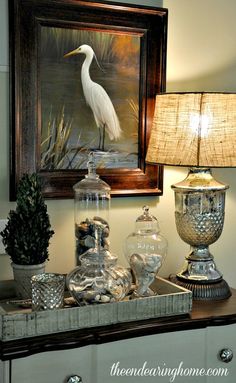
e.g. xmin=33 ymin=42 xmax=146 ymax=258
xmin=0 ymin=173 xmax=54 ymax=298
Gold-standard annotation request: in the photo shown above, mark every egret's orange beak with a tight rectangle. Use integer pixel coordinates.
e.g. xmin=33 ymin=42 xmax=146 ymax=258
xmin=63 ymin=48 xmax=80 ymax=58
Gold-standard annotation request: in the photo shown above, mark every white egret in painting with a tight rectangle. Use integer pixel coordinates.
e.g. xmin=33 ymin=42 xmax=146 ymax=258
xmin=64 ymin=44 xmax=122 ymax=151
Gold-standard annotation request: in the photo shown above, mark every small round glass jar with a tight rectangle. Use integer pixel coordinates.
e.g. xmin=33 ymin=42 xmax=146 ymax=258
xmin=124 ymin=206 xmax=168 ymax=297
xmin=73 ymin=153 xmax=111 ymax=264
xmin=67 ymin=227 xmax=132 ymax=305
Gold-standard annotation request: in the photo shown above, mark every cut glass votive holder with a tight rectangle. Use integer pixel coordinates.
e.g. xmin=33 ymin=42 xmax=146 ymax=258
xmin=31 ymin=273 xmax=65 ymax=311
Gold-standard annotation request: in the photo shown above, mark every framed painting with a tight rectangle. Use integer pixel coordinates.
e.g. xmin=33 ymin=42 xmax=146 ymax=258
xmin=9 ymin=0 xmax=167 ymax=199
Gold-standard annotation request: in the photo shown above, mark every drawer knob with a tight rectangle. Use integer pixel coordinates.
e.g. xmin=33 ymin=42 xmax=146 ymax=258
xmin=67 ymin=376 xmax=83 ymax=383
xmin=219 ymin=348 xmax=233 ymax=363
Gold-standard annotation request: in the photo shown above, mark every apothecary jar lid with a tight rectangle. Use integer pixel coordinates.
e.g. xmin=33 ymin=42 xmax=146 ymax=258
xmin=135 ymin=205 xmax=160 ymax=234
xmin=73 ymin=152 xmax=111 ymax=195
xmin=125 ymin=205 xmax=167 ymax=259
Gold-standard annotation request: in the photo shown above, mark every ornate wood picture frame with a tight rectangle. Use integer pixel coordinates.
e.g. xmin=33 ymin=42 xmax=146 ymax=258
xmin=9 ymin=0 xmax=167 ymax=199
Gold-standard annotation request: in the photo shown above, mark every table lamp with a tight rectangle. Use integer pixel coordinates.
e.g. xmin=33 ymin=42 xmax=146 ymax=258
xmin=146 ymin=92 xmax=236 ymax=300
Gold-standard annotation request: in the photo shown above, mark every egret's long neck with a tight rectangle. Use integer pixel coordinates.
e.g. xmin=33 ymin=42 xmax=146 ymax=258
xmin=81 ymin=51 xmax=94 ymax=88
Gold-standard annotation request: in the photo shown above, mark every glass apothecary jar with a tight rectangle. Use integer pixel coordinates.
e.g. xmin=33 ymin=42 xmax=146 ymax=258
xmin=124 ymin=206 xmax=168 ymax=297
xmin=67 ymin=225 xmax=132 ymax=305
xmin=73 ymin=153 xmax=111 ymax=264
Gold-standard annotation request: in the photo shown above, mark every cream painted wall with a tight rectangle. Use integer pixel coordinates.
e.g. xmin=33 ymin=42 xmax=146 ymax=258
xmin=163 ymin=0 xmax=236 ymax=288
xmin=1 ymin=0 xmax=236 ymax=289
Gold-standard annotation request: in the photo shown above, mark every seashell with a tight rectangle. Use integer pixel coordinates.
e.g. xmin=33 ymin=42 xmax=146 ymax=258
xmin=76 ymin=221 xmax=90 ymax=235
xmin=82 ymin=290 xmax=97 ymax=301
xmin=145 ymin=254 xmax=162 ymax=272
xmin=102 ymin=238 xmax=110 ymax=249
xmin=93 ymin=216 xmax=109 ymax=229
xmin=130 ymin=253 xmax=146 ymax=273
xmin=108 ymin=284 xmax=123 ymax=300
xmin=102 ymin=227 xmax=110 ymax=238
xmin=84 ymin=235 xmax=96 ymax=248
xmin=100 ymin=294 xmax=110 ymax=303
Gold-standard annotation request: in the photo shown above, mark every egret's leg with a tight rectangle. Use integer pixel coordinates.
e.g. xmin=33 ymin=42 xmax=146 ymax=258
xmin=98 ymin=126 xmax=102 ymax=150
xmin=102 ymin=125 xmax=105 ymax=151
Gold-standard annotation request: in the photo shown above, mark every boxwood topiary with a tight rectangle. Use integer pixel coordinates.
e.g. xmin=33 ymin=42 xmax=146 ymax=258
xmin=0 ymin=173 xmax=54 ymax=265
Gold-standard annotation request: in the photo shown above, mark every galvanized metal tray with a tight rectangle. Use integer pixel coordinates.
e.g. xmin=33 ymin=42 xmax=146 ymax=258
xmin=0 ymin=277 xmax=192 ymax=341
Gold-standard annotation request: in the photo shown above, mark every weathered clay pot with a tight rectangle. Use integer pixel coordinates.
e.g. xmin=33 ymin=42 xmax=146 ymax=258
xmin=11 ymin=262 xmax=46 ymax=299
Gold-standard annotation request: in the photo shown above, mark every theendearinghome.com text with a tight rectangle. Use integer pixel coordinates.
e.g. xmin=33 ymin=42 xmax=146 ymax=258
xmin=110 ymin=361 xmax=229 ymax=381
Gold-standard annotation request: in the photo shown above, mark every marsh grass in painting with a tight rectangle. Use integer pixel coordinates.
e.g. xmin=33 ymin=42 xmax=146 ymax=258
xmin=40 ymin=27 xmax=140 ymax=170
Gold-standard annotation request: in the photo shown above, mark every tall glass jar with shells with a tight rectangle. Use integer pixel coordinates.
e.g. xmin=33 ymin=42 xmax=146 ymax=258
xmin=73 ymin=153 xmax=111 ymax=265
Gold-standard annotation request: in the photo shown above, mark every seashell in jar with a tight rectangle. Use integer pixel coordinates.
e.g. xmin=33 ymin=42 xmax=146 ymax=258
xmin=145 ymin=254 xmax=162 ymax=272
xmin=94 ymin=294 xmax=101 ymax=302
xmin=84 ymin=235 xmax=96 ymax=248
xmin=100 ymin=294 xmax=111 ymax=303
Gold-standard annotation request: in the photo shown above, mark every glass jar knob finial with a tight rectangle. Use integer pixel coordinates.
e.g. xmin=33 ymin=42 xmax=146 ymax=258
xmin=86 ymin=152 xmax=98 ymax=179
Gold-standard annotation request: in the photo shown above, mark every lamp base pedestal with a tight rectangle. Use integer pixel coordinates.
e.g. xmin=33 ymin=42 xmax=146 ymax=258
xmin=170 ymin=274 xmax=231 ymax=300
xmin=171 ymin=168 xmax=231 ymax=301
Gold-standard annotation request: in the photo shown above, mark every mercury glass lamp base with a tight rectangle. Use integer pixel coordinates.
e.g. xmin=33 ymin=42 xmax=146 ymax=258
xmin=170 ymin=274 xmax=231 ymax=300
xmin=171 ymin=168 xmax=231 ymax=301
